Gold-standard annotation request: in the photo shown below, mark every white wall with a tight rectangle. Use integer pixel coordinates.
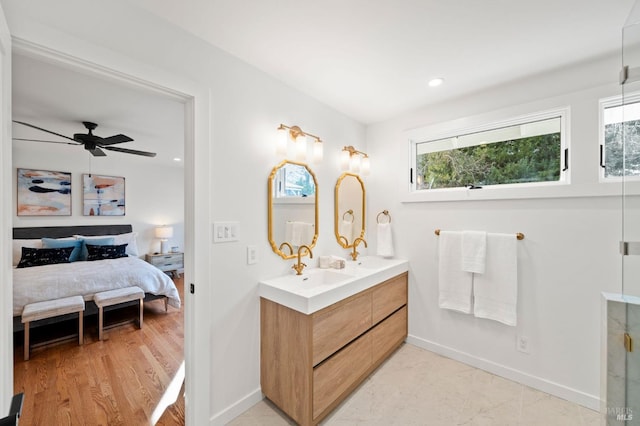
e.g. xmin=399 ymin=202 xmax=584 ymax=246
xmin=0 ymin=1 xmax=366 ymax=423
xmin=366 ymin=55 xmax=627 ymax=408
xmin=12 ymin=143 xmax=184 ymax=255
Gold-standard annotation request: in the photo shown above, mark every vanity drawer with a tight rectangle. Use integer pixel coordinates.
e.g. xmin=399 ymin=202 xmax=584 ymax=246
xmin=371 ymin=306 xmax=407 ymax=365
xmin=313 ymin=332 xmax=372 ymax=419
xmin=371 ymin=272 xmax=407 ymax=324
xmin=312 ymin=292 xmax=372 ymax=366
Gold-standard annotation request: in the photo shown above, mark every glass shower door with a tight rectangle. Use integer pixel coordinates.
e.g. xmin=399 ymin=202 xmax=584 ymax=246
xmin=620 ymin=3 xmax=640 ymax=424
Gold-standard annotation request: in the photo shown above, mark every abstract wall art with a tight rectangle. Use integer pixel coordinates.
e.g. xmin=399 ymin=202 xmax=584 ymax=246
xmin=17 ymin=168 xmax=72 ymax=216
xmin=82 ymin=174 xmax=125 ymax=216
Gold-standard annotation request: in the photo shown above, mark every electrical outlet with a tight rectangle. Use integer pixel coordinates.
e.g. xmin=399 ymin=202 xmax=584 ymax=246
xmin=247 ymin=245 xmax=257 ymax=265
xmin=517 ymin=335 xmax=530 ymax=354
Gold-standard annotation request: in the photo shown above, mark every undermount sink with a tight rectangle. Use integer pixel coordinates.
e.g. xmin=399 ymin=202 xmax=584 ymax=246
xmin=268 ymin=269 xmax=354 ymax=288
xmin=259 ymin=256 xmax=409 ymax=314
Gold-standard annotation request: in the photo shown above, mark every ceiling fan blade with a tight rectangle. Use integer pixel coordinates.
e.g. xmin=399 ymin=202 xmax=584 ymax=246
xmin=103 ymin=146 xmax=157 ymax=157
xmin=100 ymin=134 xmax=134 ymax=145
xmin=90 ymin=147 xmax=107 ymax=157
xmin=12 ymin=120 xmax=81 ymax=143
xmin=13 ymin=138 xmax=78 ymax=145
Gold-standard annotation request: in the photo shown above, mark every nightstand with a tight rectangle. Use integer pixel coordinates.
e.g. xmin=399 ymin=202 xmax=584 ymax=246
xmin=145 ymin=252 xmax=184 ymax=277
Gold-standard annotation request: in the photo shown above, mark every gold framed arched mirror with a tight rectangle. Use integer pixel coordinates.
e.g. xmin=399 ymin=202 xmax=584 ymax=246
xmin=334 ymin=173 xmax=365 ymax=248
xmin=268 ymin=160 xmax=318 ymax=259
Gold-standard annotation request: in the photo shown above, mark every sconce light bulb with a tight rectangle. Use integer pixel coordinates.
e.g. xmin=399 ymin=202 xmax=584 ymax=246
xmin=361 ymin=156 xmax=370 ymax=176
xmin=313 ymin=140 xmax=323 ymax=164
xmin=296 ymin=134 xmax=307 ymax=161
xmin=350 ymin=153 xmax=361 ymax=173
xmin=276 ymin=127 xmax=288 ymax=156
xmin=340 ymin=149 xmax=350 ymax=171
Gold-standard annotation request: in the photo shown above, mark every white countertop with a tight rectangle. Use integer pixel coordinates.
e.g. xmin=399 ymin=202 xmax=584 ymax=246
xmin=259 ymin=256 xmax=409 ymax=314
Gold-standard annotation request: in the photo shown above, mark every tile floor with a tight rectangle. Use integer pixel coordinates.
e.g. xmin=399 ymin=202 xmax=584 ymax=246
xmin=230 ymin=343 xmax=601 ymax=425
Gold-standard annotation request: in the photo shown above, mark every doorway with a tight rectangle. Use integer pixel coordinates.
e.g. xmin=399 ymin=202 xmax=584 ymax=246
xmin=5 ymin=38 xmax=211 ymax=424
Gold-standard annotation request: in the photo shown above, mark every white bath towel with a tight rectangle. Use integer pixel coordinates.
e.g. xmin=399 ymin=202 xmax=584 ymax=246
xmin=462 ymin=231 xmax=487 ymax=274
xmin=285 ymin=221 xmax=313 ymax=247
xmin=376 ymin=222 xmax=394 ymax=258
xmin=339 ymin=220 xmax=354 ymax=245
xmin=438 ymin=231 xmax=473 ymax=314
xmin=473 ymin=233 xmax=518 ymax=326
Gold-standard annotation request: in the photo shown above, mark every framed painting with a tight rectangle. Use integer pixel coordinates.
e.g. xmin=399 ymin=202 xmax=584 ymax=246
xmin=17 ymin=168 xmax=72 ymax=216
xmin=82 ymin=174 xmax=125 ymax=216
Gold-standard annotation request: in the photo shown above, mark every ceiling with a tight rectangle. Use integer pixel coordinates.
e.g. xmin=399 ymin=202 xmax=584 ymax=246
xmin=132 ymin=0 xmax=636 ymax=124
xmin=12 ymin=53 xmax=185 ymax=167
xmin=10 ymin=0 xmax=636 ymax=163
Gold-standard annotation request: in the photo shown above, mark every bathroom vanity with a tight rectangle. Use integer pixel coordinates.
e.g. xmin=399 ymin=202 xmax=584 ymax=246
xmin=259 ymin=258 xmax=408 ymax=425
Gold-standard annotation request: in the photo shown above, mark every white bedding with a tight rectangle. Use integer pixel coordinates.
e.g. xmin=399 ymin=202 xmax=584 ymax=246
xmin=13 ymin=256 xmax=181 ymax=316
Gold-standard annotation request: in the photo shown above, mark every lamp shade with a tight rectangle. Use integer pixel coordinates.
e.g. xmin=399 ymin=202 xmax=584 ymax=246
xmin=155 ymin=226 xmax=174 ymax=239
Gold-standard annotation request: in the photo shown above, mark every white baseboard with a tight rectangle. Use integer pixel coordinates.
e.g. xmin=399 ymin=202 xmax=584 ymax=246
xmin=405 ymin=335 xmax=601 ymax=411
xmin=209 ymin=388 xmax=263 ymax=426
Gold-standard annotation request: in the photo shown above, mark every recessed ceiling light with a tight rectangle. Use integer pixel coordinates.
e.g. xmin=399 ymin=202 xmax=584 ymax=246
xmin=173 ymin=157 xmax=182 ymax=162
xmin=428 ymin=78 xmax=444 ymax=87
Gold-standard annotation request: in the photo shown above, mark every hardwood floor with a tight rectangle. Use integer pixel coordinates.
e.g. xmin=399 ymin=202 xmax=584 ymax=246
xmin=13 ymin=277 xmax=185 ymax=425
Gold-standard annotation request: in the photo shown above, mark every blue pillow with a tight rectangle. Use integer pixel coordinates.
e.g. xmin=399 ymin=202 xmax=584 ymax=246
xmin=41 ymin=238 xmax=84 ymax=262
xmin=78 ymin=237 xmax=115 ymax=261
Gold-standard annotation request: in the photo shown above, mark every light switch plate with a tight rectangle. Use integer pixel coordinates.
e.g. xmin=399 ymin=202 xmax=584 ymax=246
xmin=213 ymin=221 xmax=239 ymax=243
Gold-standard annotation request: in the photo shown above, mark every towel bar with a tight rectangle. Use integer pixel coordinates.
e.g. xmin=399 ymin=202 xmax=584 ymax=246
xmin=434 ymin=229 xmax=524 ymax=240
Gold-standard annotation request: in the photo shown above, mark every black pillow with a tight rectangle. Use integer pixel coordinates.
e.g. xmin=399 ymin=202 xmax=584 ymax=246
xmin=17 ymin=246 xmax=74 ymax=268
xmin=86 ymin=243 xmax=128 ymax=261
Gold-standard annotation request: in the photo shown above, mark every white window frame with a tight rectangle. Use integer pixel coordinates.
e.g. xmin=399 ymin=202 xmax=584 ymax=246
xmin=599 ymin=92 xmax=640 ymax=183
xmin=404 ymin=107 xmax=570 ymax=202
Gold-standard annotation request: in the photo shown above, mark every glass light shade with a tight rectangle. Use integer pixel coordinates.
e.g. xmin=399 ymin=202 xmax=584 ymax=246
xmin=313 ymin=140 xmax=323 ymax=164
xmin=340 ymin=149 xmax=351 ymax=170
xmin=295 ymin=134 xmax=307 ymax=161
xmin=155 ymin=226 xmax=174 ymax=239
xmin=350 ymin=154 xmax=361 ymax=173
xmin=276 ymin=127 xmax=288 ymax=156
xmin=361 ymin=156 xmax=370 ymax=176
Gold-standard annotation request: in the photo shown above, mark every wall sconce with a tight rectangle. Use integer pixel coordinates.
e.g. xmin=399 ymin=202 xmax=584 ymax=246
xmin=276 ymin=124 xmax=323 ymax=163
xmin=155 ymin=225 xmax=174 ymax=254
xmin=340 ymin=146 xmax=370 ymax=175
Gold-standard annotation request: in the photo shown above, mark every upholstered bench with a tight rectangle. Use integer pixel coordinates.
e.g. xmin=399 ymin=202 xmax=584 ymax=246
xmin=21 ymin=295 xmax=85 ymax=361
xmin=93 ymin=286 xmax=144 ymax=341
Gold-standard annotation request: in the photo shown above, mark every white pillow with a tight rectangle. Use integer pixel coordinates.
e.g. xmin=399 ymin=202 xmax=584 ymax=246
xmin=74 ymin=232 xmax=139 ymax=257
xmin=12 ymin=239 xmax=42 ymax=266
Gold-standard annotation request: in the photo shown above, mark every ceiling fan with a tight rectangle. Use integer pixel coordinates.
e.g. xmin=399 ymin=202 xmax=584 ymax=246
xmin=12 ymin=120 xmax=157 ymax=157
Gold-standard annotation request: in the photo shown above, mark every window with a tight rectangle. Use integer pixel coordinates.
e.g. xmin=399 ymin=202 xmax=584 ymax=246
xmin=601 ymin=94 xmax=640 ymax=180
xmin=412 ymin=112 xmax=568 ymax=191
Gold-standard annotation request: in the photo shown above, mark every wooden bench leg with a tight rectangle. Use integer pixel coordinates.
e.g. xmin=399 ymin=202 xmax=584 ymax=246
xmin=79 ymin=311 xmax=84 ymax=346
xmin=24 ymin=322 xmax=30 ymax=361
xmin=98 ymin=306 xmax=104 ymax=341
xmin=139 ymin=299 xmax=144 ymax=329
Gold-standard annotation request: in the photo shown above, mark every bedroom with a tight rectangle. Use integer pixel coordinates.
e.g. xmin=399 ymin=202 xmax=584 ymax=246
xmin=0 ymin=1 xmax=638 ymax=426
xmin=10 ymin=50 xmax=188 ymax=422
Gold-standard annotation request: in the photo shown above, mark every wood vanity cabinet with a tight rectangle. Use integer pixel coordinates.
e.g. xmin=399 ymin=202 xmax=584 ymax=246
xmin=260 ymin=272 xmax=408 ymax=425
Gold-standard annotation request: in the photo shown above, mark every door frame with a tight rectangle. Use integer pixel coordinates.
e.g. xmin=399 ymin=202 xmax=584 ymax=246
xmin=1 ymin=36 xmax=212 ymax=424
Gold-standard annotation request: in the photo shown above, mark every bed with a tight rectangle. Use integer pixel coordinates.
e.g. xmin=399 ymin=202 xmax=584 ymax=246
xmin=12 ymin=224 xmax=181 ymax=331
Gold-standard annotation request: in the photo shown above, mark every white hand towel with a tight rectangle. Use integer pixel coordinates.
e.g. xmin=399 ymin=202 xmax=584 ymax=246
xmin=438 ymin=231 xmax=473 ymax=314
xmin=462 ymin=231 xmax=487 ymax=274
xmin=285 ymin=221 xmax=313 ymax=247
xmin=376 ymin=222 xmax=394 ymax=258
xmin=339 ymin=220 xmax=354 ymax=245
xmin=473 ymin=233 xmax=518 ymax=326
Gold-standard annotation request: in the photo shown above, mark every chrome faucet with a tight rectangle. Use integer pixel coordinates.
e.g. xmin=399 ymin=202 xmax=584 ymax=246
xmin=292 ymin=245 xmax=313 ymax=275
xmin=351 ymin=237 xmax=367 ymax=261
